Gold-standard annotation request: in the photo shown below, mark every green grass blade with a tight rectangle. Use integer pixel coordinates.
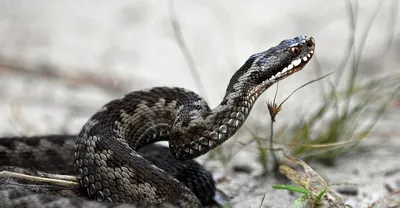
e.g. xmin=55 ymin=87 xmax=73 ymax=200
xmin=272 ymin=185 xmax=309 ymax=195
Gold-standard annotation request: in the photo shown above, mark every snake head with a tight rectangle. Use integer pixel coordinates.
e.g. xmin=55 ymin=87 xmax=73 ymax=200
xmin=252 ymin=36 xmax=315 ymax=87
xmin=226 ymin=36 xmax=315 ymax=96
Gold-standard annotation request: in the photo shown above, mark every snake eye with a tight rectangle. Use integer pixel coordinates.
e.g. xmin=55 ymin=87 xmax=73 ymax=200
xmin=290 ymin=46 xmax=301 ymax=56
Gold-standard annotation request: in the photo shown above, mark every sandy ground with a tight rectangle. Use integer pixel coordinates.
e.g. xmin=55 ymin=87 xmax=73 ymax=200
xmin=0 ymin=1 xmax=399 ymax=207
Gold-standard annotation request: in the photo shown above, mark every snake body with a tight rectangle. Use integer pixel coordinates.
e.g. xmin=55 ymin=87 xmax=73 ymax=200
xmin=0 ymin=36 xmax=315 ymax=207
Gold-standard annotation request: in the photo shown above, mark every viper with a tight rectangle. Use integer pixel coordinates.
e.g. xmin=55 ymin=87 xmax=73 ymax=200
xmin=0 ymin=36 xmax=315 ymax=208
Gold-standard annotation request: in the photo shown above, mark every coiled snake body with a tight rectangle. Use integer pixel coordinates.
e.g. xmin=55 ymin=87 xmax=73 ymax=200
xmin=0 ymin=36 xmax=315 ymax=207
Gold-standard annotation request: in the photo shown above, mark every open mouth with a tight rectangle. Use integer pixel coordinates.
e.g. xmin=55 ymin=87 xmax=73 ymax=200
xmin=270 ymin=50 xmax=314 ymax=81
xmin=251 ymin=49 xmax=314 ymax=95
xmin=249 ymin=36 xmax=315 ymax=94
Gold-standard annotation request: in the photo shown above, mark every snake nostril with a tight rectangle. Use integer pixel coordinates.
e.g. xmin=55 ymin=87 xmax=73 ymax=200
xmin=306 ymin=41 xmax=314 ymax=48
xmin=305 ymin=38 xmax=315 ymax=48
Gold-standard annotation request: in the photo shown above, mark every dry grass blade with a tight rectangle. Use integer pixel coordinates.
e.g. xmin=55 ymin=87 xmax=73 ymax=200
xmin=168 ymin=0 xmax=208 ymax=100
xmin=258 ymin=193 xmax=266 ymax=208
xmin=276 ymin=140 xmax=358 ymax=149
xmin=285 ymin=0 xmax=399 ymax=163
xmin=0 ymin=171 xmax=78 ymax=187
xmin=277 ymin=72 xmax=334 ymax=109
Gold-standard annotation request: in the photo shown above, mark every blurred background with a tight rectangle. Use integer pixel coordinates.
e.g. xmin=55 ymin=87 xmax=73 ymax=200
xmin=0 ymin=0 xmax=399 ymax=207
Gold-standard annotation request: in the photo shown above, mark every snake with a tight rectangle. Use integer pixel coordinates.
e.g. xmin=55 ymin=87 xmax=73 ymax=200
xmin=0 ymin=35 xmax=315 ymax=208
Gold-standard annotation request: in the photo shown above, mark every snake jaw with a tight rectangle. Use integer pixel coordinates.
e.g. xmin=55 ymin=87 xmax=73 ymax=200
xmin=258 ymin=36 xmax=315 ymax=87
xmin=246 ymin=36 xmax=315 ymax=98
xmin=269 ymin=49 xmax=314 ymax=82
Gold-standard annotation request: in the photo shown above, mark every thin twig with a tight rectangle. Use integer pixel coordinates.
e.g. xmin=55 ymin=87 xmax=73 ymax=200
xmin=333 ymin=0 xmax=357 ymax=87
xmin=312 ymin=56 xmax=327 ymax=97
xmin=342 ymin=0 xmax=385 ymax=119
xmin=278 ymin=72 xmax=334 ymax=108
xmin=258 ymin=193 xmax=266 ymax=208
xmin=353 ymin=0 xmax=385 ymax=69
xmin=168 ymin=0 xmax=208 ymax=100
xmin=270 ymin=83 xmax=279 ymax=172
xmin=0 ymin=171 xmax=78 ymax=187
xmin=375 ymin=0 xmax=398 ymax=73
xmin=273 ymin=82 xmax=279 ymax=104
xmin=270 ymin=115 xmax=279 ymax=172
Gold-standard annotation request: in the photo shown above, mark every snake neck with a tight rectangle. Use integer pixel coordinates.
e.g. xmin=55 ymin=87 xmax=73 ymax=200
xmin=170 ymin=64 xmax=274 ymax=160
xmin=170 ymin=35 xmax=315 ymax=160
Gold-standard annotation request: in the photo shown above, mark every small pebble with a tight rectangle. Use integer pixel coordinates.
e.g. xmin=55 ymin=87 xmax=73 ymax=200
xmin=336 ymin=187 xmax=358 ymax=196
xmin=232 ymin=165 xmax=252 ymax=174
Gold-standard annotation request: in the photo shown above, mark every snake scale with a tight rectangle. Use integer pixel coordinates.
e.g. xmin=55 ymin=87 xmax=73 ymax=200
xmin=0 ymin=36 xmax=315 ymax=208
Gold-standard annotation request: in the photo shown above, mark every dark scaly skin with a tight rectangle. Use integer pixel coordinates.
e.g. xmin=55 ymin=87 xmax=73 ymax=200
xmin=0 ymin=136 xmax=215 ymax=206
xmin=0 ymin=186 xmax=177 ymax=208
xmin=0 ymin=36 xmax=315 ymax=207
xmin=0 ymin=135 xmax=76 ymax=174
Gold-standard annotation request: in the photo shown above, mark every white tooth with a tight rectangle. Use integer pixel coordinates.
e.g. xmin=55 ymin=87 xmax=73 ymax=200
xmin=303 ymin=57 xmax=308 ymax=61
xmin=307 ymin=54 xmax=311 ymax=58
xmin=310 ymin=51 xmax=314 ymax=54
xmin=288 ymin=64 xmax=293 ymax=70
xmin=292 ymin=59 xmax=301 ymax=67
xmin=282 ymin=67 xmax=288 ymax=73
